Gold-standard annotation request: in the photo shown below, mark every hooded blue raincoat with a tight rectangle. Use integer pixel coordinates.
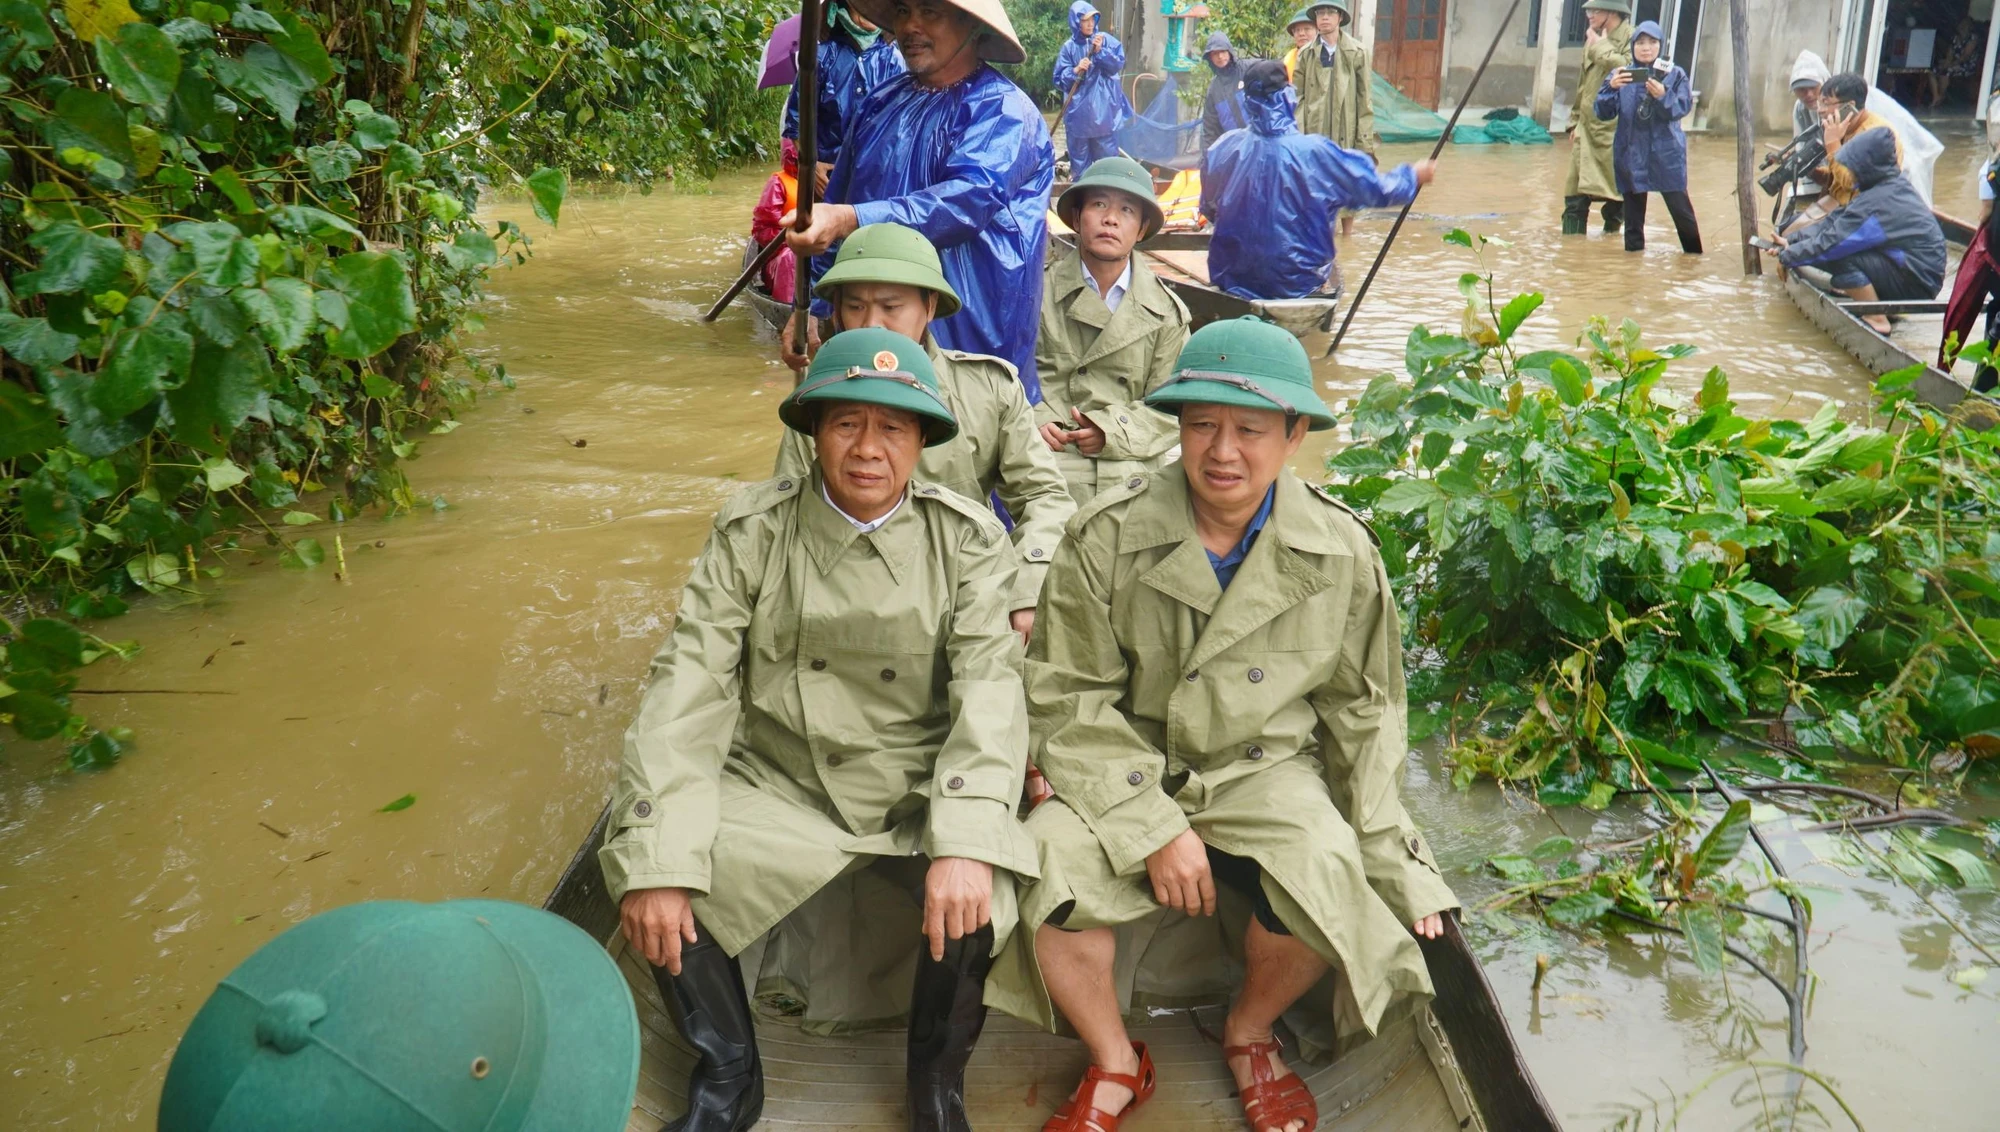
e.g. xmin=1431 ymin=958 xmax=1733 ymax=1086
xmin=1592 ymin=21 xmax=1692 ymax=195
xmin=1780 ymin=126 xmax=1945 ymax=300
xmin=818 ymin=66 xmax=1055 ymax=399
xmin=783 ymin=17 xmax=906 ymax=167
xmin=1200 ymin=82 xmax=1419 ymax=301
xmin=1053 ymin=2 xmax=1131 ymax=140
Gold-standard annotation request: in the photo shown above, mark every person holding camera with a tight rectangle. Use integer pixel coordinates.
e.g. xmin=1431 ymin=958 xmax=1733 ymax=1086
xmin=1593 ymin=20 xmax=1701 ymax=254
xmin=1785 ymin=52 xmax=1830 ymax=217
xmin=1765 ymin=127 xmax=1944 ymax=337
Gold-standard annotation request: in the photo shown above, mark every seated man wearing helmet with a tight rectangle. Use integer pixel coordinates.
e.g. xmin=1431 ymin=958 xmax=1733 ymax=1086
xmin=987 ymin=318 xmax=1459 ymax=1132
xmin=608 ymin=327 xmax=1040 ymax=1132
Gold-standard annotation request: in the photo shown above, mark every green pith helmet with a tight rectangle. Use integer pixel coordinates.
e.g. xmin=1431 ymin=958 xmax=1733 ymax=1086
xmin=1056 ymin=156 xmax=1166 ymax=241
xmin=1286 ymin=8 xmax=1315 ymax=31
xmin=814 ymin=223 xmax=963 ymax=318
xmin=157 ymin=899 xmax=639 ymax=1132
xmin=1145 ymin=316 xmax=1335 ymax=431
xmin=1580 ymin=0 xmax=1631 ymax=14
xmin=1306 ymin=0 xmax=1350 ymax=19
xmin=780 ymin=326 xmax=958 ymax=446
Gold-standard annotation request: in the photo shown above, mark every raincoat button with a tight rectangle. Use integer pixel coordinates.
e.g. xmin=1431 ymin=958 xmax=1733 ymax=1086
xmin=828 ymin=754 xmax=844 ymax=768
xmin=1407 ymin=835 xmax=1423 ymax=855
xmin=1127 ymin=771 xmax=1144 ymax=786
xmin=947 ymin=775 xmax=964 ymax=790
xmin=924 ymin=487 xmax=939 ymax=496
xmin=1127 ymin=476 xmax=1144 ymax=489
xmin=1185 ymin=670 xmax=1199 ymax=682
xmin=811 ymin=658 xmax=827 ymax=671
xmin=880 ymin=668 xmax=896 ymax=682
xmin=778 ymin=480 xmax=793 ymax=491
xmin=634 ymin=800 xmax=653 ymax=817
xmin=1030 ymin=547 xmax=1045 ymax=558
xmin=1118 ymin=415 xmax=1129 ymax=423
xmin=1247 ymin=745 xmax=1263 ymax=760
xmin=1248 ymin=667 xmax=1264 ymax=683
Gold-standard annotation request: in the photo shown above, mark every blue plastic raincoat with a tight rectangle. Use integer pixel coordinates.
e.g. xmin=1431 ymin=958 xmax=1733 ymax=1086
xmin=1053 ymin=2 xmax=1131 ymax=140
xmin=1200 ymin=83 xmax=1419 ymax=301
xmin=783 ymin=19 xmax=905 ymax=166
xmin=818 ymin=66 xmax=1055 ymax=399
xmin=1592 ymin=22 xmax=1692 ymax=195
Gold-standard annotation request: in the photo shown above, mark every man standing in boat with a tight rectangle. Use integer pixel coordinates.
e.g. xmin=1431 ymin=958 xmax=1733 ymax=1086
xmin=1052 ymin=1 xmax=1132 ymax=177
xmin=1292 ymin=0 xmax=1375 ymax=238
xmin=786 ymin=0 xmax=1055 ymax=400
xmin=777 ymin=222 xmax=1075 ymax=635
xmin=1561 ymin=0 xmax=1631 ymax=236
xmin=784 ymin=2 xmax=905 ymax=196
xmin=1036 ymin=157 xmax=1190 ymax=505
xmin=1201 ymin=61 xmax=1434 ymax=301
xmin=607 ymin=327 xmax=1040 ymax=1132
xmin=987 ymin=317 xmax=1458 ymax=1132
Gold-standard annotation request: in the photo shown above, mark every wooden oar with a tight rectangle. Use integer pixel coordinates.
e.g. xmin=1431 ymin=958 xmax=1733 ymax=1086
xmin=1323 ymin=0 xmax=1524 ymax=358
xmin=700 ymin=233 xmax=787 ymax=323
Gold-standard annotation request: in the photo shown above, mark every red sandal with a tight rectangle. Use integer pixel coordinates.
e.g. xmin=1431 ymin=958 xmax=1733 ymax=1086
xmin=1041 ymin=1041 xmax=1157 ymax=1132
xmin=1223 ymin=1036 xmax=1318 ymax=1132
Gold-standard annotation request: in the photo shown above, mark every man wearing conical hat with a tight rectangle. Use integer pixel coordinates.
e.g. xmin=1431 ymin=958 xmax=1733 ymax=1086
xmin=987 ymin=318 xmax=1458 ymax=1132
xmin=1562 ymin=0 xmax=1632 ymax=236
xmin=1036 ymin=157 xmax=1190 ymax=505
xmin=786 ymin=0 xmax=1057 ymax=401
xmin=607 ymin=327 xmax=1041 ymax=1132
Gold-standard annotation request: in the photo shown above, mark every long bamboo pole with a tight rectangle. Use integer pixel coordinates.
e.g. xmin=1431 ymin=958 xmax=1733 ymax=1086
xmin=791 ymin=0 xmax=823 ymax=361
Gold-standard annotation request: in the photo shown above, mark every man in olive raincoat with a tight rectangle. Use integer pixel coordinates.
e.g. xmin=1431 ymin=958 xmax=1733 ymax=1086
xmin=987 ymin=318 xmax=1458 ymax=1132
xmin=1561 ymin=0 xmax=1632 ymax=235
xmin=606 ymin=327 xmax=1041 ymax=1132
xmin=1036 ymin=157 xmax=1190 ymax=506
xmin=778 ymin=223 xmax=1075 ymax=633
xmin=1292 ymin=0 xmax=1375 ymax=237
xmin=1053 ymin=1 xmax=1132 ymax=177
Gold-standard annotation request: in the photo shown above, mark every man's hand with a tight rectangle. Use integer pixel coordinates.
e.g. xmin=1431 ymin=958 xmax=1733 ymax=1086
xmin=1067 ymin=408 xmax=1107 ymax=455
xmin=1412 ymin=159 xmax=1438 ymax=187
xmin=1145 ymin=827 xmax=1216 ymax=917
xmin=780 ymin=313 xmax=823 ymax=373
xmin=621 ymin=887 xmax=699 ymax=974
xmin=1010 ymin=608 xmax=1035 ymax=645
xmin=1075 ymin=57 xmax=1092 ymax=75
xmin=1584 ymin=26 xmax=1602 ymax=47
xmin=1609 ymin=69 xmax=1633 ymax=88
xmin=1024 ymin=764 xmax=1054 ymax=808
xmin=1412 ymin=913 xmax=1444 ymax=940
xmin=782 ymin=202 xmax=859 ymax=257
xmin=1644 ymin=77 xmax=1665 ymax=99
xmin=922 ymin=856 xmax=994 ymax=961
xmin=1037 ymin=420 xmax=1072 ymax=451
xmin=813 ymin=160 xmax=833 ymax=197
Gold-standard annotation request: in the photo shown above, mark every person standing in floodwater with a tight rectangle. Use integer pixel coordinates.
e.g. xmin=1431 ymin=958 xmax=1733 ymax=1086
xmin=1052 ymin=1 xmax=1132 ymax=177
xmin=1561 ymin=0 xmax=1631 ymax=236
xmin=786 ymin=0 xmax=1055 ymax=401
xmin=1595 ymin=20 xmax=1701 ymax=254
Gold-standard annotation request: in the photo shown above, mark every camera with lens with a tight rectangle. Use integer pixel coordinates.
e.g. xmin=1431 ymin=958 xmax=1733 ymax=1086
xmin=1758 ymin=122 xmax=1826 ymax=197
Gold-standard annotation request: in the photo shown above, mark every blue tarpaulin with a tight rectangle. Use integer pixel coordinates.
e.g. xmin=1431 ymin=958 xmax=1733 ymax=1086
xmin=1116 ymin=75 xmax=1198 ymax=163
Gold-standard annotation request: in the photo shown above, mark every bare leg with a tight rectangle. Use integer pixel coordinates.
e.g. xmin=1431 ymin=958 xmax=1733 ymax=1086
xmin=1339 ymin=211 xmax=1355 ymax=237
xmin=1036 ymin=924 xmax=1142 ymax=1115
xmin=1841 ymin=282 xmax=1890 ymax=333
xmin=1222 ymin=919 xmax=1330 ymax=1132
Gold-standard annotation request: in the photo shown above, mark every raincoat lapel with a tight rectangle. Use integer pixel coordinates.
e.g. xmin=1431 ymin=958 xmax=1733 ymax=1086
xmin=1079 ymin=262 xmax=1169 ymax=365
xmin=1126 ymin=471 xmax=1221 ymax=616
xmin=1185 ymin=474 xmax=1339 ymax=673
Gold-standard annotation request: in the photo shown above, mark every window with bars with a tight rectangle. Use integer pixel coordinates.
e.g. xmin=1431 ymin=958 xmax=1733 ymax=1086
xmin=1374 ymin=0 xmax=1446 ymax=43
xmin=1526 ymin=0 xmax=1589 ymax=48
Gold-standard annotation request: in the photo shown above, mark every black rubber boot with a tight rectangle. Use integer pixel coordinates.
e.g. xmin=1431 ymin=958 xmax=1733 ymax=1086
xmin=654 ymin=931 xmax=764 ymax=1132
xmin=1561 ymin=195 xmax=1589 ymax=235
xmin=906 ymin=924 xmax=995 ymax=1132
xmin=1602 ymin=199 xmax=1625 ymax=234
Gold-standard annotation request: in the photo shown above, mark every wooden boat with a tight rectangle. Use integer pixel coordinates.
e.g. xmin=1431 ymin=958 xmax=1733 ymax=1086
xmin=1051 ymin=229 xmax=1346 ymax=338
xmin=738 ymin=238 xmax=791 ymax=334
xmin=544 ymin=801 xmax=1563 ymax=1131
xmin=1783 ymin=210 xmax=1997 ymax=412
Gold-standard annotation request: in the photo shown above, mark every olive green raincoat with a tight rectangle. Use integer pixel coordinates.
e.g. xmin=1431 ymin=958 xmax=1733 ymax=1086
xmin=599 ymin=473 xmax=1042 ymax=1026
xmin=1564 ymin=21 xmax=1633 ymax=201
xmin=984 ymin=467 xmax=1459 ymax=1046
xmin=1033 ymin=250 xmax=1191 ymax=505
xmin=776 ymin=339 xmax=1076 ymax=609
xmin=1294 ymin=32 xmax=1376 ymax=154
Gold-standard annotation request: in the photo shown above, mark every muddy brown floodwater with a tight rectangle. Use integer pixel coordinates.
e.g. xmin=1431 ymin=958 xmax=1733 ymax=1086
xmin=3 ymin=131 xmax=1996 ymax=1128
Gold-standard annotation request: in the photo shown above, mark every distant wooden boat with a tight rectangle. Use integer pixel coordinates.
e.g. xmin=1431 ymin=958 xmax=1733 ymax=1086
xmin=1053 ymin=229 xmax=1344 ymax=337
xmin=1783 ymin=210 xmax=1996 ymax=413
xmin=545 ymin=800 xmax=1563 ymax=1131
xmin=738 ymin=238 xmax=791 ymax=333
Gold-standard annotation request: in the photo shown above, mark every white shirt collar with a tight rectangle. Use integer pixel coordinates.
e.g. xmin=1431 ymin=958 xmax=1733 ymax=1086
xmin=1083 ymin=257 xmax=1134 ymax=312
xmin=822 ymin=481 xmax=903 ymax=533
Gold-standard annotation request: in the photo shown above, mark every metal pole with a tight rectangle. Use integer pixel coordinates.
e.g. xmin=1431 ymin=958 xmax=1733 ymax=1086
xmin=791 ymin=0 xmax=822 ymax=366
xmin=1326 ymin=0 xmax=1524 ymax=358
xmin=1729 ymin=0 xmax=1760 ymax=276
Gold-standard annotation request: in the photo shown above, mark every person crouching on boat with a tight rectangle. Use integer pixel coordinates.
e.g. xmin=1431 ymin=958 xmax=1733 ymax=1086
xmin=778 ymin=223 xmax=1075 ymax=642
xmin=1200 ymin=60 xmax=1434 ymax=302
xmin=606 ymin=327 xmax=1041 ymax=1132
xmin=986 ymin=318 xmax=1459 ymax=1132
xmin=1764 ymin=127 xmax=1944 ymax=337
xmin=1036 ymin=157 xmax=1190 ymax=506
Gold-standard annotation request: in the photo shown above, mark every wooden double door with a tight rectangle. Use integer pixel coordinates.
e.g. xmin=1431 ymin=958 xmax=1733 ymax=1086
xmin=1372 ymin=0 xmax=1448 ymax=109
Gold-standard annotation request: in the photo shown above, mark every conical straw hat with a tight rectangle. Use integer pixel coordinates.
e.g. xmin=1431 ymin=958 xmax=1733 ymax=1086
xmin=848 ymin=0 xmax=1027 ymax=65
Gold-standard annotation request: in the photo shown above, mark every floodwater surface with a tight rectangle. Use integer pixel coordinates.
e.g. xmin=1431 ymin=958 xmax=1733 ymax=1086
xmin=2 ymin=133 xmax=1995 ymax=1128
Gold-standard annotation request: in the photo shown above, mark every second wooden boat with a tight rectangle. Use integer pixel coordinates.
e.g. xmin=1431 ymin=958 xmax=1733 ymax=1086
xmin=1051 ymin=229 xmax=1345 ymax=338
xmin=544 ymin=801 xmax=1562 ymax=1132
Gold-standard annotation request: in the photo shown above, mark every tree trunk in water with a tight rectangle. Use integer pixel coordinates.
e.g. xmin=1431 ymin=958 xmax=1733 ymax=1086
xmin=1730 ymin=0 xmax=1761 ymax=276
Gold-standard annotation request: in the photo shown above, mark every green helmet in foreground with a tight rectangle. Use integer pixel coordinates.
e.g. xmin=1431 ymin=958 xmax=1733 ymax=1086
xmin=1056 ymin=156 xmax=1166 ymax=241
xmin=780 ymin=326 xmax=959 ymax=446
xmin=157 ymin=899 xmax=639 ymax=1132
xmin=814 ymin=222 xmax=963 ymax=317
xmin=1145 ymin=316 xmax=1336 ymax=431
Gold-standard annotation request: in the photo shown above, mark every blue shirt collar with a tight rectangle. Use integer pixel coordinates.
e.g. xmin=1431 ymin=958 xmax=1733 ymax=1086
xmin=1204 ymin=484 xmax=1276 ymax=589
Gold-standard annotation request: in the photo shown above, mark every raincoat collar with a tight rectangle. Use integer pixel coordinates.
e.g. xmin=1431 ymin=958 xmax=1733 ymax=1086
xmin=1245 ymin=84 xmax=1300 ymax=136
xmin=801 ymin=472 xmax=925 ymax=582
xmin=1838 ymin=126 xmax=1901 ymax=190
xmin=1048 ymin=249 xmax=1178 ymax=342
xmin=1068 ymin=0 xmax=1099 ymax=39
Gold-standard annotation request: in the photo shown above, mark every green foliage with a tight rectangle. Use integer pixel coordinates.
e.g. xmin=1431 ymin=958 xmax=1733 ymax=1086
xmin=1205 ymin=0 xmax=1297 ymax=59
xmin=1326 ymin=230 xmax=2000 ymax=802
